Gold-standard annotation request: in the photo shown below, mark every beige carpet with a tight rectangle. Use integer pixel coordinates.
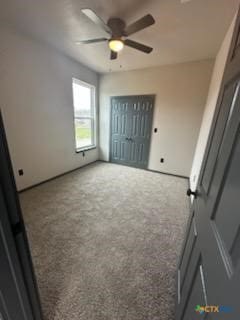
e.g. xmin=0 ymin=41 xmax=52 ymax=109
xmin=20 ymin=162 xmax=189 ymax=320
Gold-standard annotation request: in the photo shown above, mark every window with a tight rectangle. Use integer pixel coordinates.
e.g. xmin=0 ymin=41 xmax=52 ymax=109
xmin=72 ymin=78 xmax=96 ymax=151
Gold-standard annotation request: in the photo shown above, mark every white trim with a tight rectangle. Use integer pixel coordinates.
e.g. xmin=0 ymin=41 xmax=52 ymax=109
xmin=72 ymin=77 xmax=95 ymax=90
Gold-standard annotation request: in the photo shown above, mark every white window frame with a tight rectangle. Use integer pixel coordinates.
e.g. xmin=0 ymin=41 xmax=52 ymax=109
xmin=72 ymin=78 xmax=96 ymax=152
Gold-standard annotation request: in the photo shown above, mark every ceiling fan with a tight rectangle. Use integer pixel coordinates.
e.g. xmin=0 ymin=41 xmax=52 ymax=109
xmin=76 ymin=9 xmax=155 ymax=60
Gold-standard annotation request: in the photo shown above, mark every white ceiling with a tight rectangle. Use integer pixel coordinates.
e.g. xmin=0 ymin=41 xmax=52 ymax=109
xmin=0 ymin=0 xmax=239 ymax=73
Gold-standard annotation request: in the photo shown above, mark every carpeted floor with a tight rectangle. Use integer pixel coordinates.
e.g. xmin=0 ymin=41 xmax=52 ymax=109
xmin=20 ymin=162 xmax=189 ymax=320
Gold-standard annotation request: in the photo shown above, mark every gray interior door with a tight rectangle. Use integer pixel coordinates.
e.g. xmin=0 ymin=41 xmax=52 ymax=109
xmin=0 ymin=111 xmax=42 ymax=320
xmin=110 ymin=95 xmax=154 ymax=169
xmin=176 ymin=10 xmax=240 ymax=320
xmin=0 ymin=187 xmax=34 ymax=320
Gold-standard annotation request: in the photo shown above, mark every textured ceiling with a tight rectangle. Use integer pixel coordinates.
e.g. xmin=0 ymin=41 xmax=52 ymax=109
xmin=0 ymin=0 xmax=239 ymax=73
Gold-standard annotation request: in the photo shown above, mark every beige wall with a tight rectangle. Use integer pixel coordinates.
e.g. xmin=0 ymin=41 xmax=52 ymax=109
xmin=190 ymin=15 xmax=236 ymax=190
xmin=99 ymin=60 xmax=213 ymax=177
xmin=0 ymin=27 xmax=99 ymax=191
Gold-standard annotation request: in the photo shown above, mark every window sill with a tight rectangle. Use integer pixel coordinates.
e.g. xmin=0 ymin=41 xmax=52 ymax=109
xmin=75 ymin=146 xmax=97 ymax=153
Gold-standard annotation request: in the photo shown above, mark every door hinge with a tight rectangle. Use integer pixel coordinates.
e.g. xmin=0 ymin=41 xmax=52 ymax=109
xmin=186 ymin=188 xmax=198 ymax=198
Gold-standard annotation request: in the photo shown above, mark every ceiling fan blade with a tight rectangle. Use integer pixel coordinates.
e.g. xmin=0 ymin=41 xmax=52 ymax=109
xmin=124 ymin=14 xmax=155 ymax=36
xmin=110 ymin=51 xmax=118 ymax=60
xmin=124 ymin=39 xmax=153 ymax=53
xmin=81 ymin=9 xmax=112 ymax=35
xmin=76 ymin=38 xmax=108 ymax=44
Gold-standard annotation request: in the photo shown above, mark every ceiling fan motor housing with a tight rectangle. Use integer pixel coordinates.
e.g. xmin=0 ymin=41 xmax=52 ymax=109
xmin=107 ymin=18 xmax=126 ymax=38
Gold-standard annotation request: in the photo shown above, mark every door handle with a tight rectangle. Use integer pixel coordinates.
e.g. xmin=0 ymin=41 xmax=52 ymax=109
xmin=186 ymin=188 xmax=198 ymax=198
xmin=125 ymin=137 xmax=129 ymax=141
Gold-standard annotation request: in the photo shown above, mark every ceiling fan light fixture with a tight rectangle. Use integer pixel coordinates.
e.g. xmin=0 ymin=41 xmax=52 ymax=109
xmin=109 ymin=39 xmax=124 ymax=52
xmin=80 ymin=9 xmax=155 ymax=60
